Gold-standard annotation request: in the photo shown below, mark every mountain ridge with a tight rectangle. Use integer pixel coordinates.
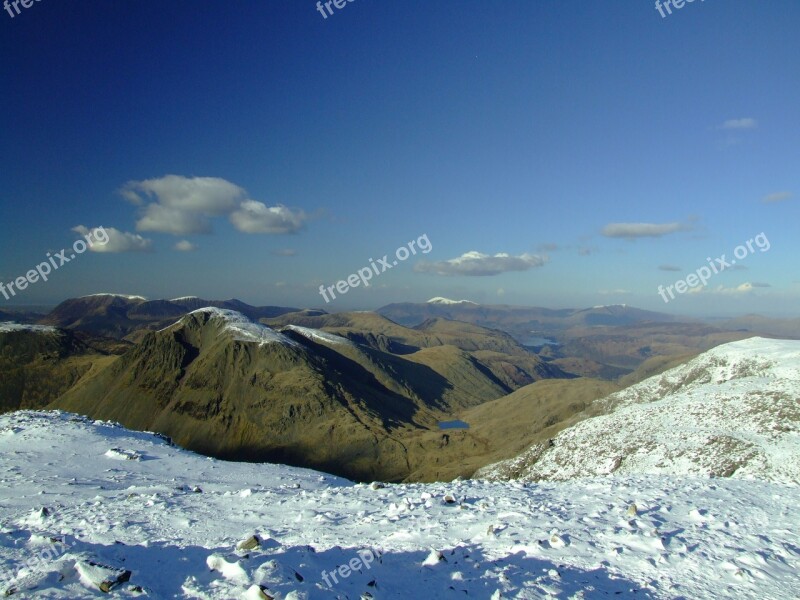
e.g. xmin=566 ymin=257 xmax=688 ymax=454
xmin=477 ymin=337 xmax=800 ymax=484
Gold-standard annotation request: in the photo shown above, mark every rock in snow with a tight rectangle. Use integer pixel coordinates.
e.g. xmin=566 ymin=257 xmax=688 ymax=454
xmin=75 ymin=560 xmax=131 ymax=593
xmin=0 ymin=410 xmax=798 ymax=598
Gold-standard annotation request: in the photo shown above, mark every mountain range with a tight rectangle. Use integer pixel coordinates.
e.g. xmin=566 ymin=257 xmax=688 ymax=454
xmin=17 ymin=306 xmax=565 ymax=481
xmin=2 ymin=294 xmax=795 ymax=483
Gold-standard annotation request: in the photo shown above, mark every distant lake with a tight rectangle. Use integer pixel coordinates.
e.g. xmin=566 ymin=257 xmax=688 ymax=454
xmin=438 ymin=420 xmax=470 ymax=430
xmin=522 ymin=336 xmax=558 ymax=348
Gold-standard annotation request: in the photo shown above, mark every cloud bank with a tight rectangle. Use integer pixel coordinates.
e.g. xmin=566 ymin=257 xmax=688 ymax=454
xmin=415 ymin=251 xmax=547 ymax=276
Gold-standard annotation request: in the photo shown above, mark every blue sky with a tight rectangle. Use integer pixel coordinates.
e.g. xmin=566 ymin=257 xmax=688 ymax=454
xmin=1 ymin=0 xmax=798 ymax=316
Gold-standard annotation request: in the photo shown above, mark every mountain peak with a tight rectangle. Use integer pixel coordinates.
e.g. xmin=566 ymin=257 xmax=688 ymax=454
xmin=79 ymin=293 xmax=148 ymax=301
xmin=179 ymin=307 xmax=300 ymax=347
xmin=426 ymin=297 xmax=477 ymax=305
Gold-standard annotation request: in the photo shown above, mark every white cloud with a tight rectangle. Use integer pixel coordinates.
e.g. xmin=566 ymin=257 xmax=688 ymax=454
xmin=120 ymin=175 xmax=309 ymax=237
xmin=119 ymin=188 xmax=143 ymax=205
xmin=598 ymin=289 xmax=631 ymax=295
xmin=273 ymin=248 xmax=297 ymax=257
xmin=720 ymin=118 xmax=758 ymax=130
xmin=658 ymin=264 xmax=682 ymax=272
xmin=174 ymin=240 xmax=197 ymax=252
xmin=761 ymin=191 xmax=793 ymax=203
xmin=415 ymin=251 xmax=547 ymax=276
xmin=602 ymin=221 xmax=691 ymax=239
xmin=136 ymin=204 xmax=212 ymax=235
xmin=724 ymin=283 xmax=758 ymax=294
xmin=126 ymin=175 xmax=245 ymax=234
xmin=122 ymin=175 xmax=245 ymax=215
xmin=72 ymin=225 xmax=153 ymax=253
xmin=229 ymin=201 xmax=307 ymax=234
xmin=690 ymin=282 xmax=766 ymax=296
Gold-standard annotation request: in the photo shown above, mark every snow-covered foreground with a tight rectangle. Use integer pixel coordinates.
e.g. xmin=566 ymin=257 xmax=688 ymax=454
xmin=1 ymin=412 xmax=798 ymax=599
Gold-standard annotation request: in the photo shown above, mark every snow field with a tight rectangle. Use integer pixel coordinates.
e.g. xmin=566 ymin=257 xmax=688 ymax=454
xmin=0 ymin=411 xmax=797 ymax=598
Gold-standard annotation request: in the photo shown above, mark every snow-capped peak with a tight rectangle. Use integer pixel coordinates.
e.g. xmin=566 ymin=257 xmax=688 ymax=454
xmin=79 ymin=293 xmax=147 ymax=301
xmin=426 ymin=297 xmax=477 ymax=305
xmin=169 ymin=296 xmax=199 ymax=302
xmin=182 ymin=307 xmax=299 ymax=347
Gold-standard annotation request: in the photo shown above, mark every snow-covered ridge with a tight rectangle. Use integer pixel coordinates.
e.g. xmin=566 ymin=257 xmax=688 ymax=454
xmin=79 ymin=293 xmax=147 ymax=301
xmin=479 ymin=337 xmax=800 ymax=484
xmin=183 ymin=307 xmax=299 ymax=347
xmin=0 ymin=322 xmax=58 ymax=334
xmin=426 ymin=297 xmax=477 ymax=305
xmin=0 ymin=410 xmax=798 ymax=599
xmin=169 ymin=296 xmax=200 ymax=302
xmin=603 ymin=336 xmax=800 ymax=410
xmin=281 ymin=324 xmax=353 ymax=346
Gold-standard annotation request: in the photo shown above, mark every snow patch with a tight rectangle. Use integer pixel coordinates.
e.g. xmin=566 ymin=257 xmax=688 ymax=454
xmin=79 ymin=293 xmax=147 ymax=301
xmin=426 ymin=297 xmax=477 ymax=305
xmin=184 ymin=308 xmax=300 ymax=347
xmin=206 ymin=554 xmax=249 ymax=584
xmin=281 ymin=325 xmax=353 ymax=346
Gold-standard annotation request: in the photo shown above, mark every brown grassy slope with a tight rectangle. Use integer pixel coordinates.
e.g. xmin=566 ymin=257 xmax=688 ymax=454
xmin=398 ymin=349 xmax=701 ymax=482
xmin=52 ymin=311 xmax=546 ymax=482
xmin=0 ymin=328 xmax=117 ymax=414
xmin=399 ymin=378 xmax=621 ymax=482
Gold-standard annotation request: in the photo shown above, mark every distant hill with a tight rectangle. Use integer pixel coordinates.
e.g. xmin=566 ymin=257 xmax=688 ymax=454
xmin=39 ymin=294 xmax=298 ymax=340
xmin=378 ymin=300 xmax=761 ymax=379
xmin=0 ymin=307 xmax=49 ymax=324
xmin=52 ymin=308 xmax=562 ymax=481
xmin=377 ymin=300 xmax=678 ymax=332
xmin=716 ymin=314 xmax=800 ymax=338
xmin=0 ymin=323 xmax=116 ymax=413
xmin=553 ymin=321 xmax=753 ymax=371
xmin=266 ymin=311 xmax=531 ymax=355
xmin=263 ymin=310 xmax=566 ymax=387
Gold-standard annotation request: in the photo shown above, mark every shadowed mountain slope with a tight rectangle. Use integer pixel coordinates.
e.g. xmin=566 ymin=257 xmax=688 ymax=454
xmin=0 ymin=323 xmax=116 ymax=413
xmin=53 ymin=308 xmax=550 ymax=481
